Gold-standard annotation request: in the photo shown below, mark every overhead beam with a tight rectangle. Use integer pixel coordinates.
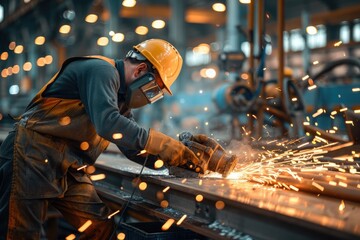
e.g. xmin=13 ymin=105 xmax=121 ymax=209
xmin=0 ymin=0 xmax=53 ymax=30
xmin=267 ymin=4 xmax=360 ymax=33
xmin=120 ymin=4 xmax=226 ymax=25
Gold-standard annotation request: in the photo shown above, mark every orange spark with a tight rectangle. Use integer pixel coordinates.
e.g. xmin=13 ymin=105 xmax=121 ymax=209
xmin=162 ymin=219 xmax=175 ymax=231
xmin=78 ymin=220 xmax=92 ymax=232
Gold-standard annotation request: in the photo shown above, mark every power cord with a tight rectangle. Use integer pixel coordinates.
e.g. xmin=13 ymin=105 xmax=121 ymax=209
xmin=109 ymin=154 xmax=149 ymax=239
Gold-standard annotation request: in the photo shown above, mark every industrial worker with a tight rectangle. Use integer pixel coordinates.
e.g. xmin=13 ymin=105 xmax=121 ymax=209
xmin=0 ymin=39 xmax=200 ymax=239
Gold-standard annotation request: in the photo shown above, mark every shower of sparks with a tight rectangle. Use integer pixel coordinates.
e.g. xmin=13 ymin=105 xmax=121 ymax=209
xmin=78 ymin=220 xmax=92 ymax=232
xmin=334 ymin=41 xmax=342 ymax=47
xmin=308 ymin=85 xmax=317 ymax=91
xmin=162 ymin=219 xmax=175 ymax=231
xmin=302 ymin=75 xmax=309 ymax=81
xmin=219 ymin=138 xmax=360 ymax=199
xmin=339 ymin=107 xmax=348 ymax=112
xmin=339 ymin=200 xmax=345 ymax=211
xmin=117 ymin=233 xmax=126 ymax=240
xmin=312 ymin=108 xmax=324 ymax=118
xmin=137 ymin=149 xmax=147 ymax=155
xmin=345 ymin=120 xmax=354 ymax=126
xmin=107 ymin=210 xmax=120 ymax=219
xmin=312 ymin=181 xmax=324 ymax=191
xmin=77 ymin=165 xmax=87 ymax=171
xmin=66 ymin=234 xmax=76 ymax=240
xmin=90 ymin=174 xmax=106 ymax=181
xmin=176 ymin=214 xmax=187 ymax=225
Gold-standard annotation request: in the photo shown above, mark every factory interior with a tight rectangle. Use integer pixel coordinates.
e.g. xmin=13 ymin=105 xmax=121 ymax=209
xmin=1 ymin=0 xmax=360 ymax=239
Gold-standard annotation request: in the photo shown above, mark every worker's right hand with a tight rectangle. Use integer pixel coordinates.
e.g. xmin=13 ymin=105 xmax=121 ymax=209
xmin=144 ymin=129 xmax=200 ymax=168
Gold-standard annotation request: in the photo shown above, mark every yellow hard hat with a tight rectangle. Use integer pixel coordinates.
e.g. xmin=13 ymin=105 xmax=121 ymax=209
xmin=134 ymin=39 xmax=183 ymax=95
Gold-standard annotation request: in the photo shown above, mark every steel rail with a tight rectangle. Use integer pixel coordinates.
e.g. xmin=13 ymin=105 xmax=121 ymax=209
xmin=94 ymin=155 xmax=360 ymax=240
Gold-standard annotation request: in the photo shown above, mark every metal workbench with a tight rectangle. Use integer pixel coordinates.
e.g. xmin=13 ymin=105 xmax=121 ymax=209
xmin=93 ymin=146 xmax=360 ymax=240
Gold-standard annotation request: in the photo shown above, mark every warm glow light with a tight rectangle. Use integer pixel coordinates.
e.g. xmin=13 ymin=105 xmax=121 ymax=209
xmin=1 ymin=52 xmax=9 ymax=60
xmin=14 ymin=45 xmax=24 ymax=54
xmin=59 ymin=24 xmax=71 ymax=34
xmin=66 ymin=234 xmax=76 ymax=240
xmin=241 ymin=73 xmax=249 ymax=80
xmin=176 ymin=215 xmax=187 ymax=225
xmin=215 ymin=201 xmax=225 ymax=210
xmin=97 ymin=37 xmax=109 ymax=46
xmin=85 ymin=14 xmax=98 ymax=23
xmin=205 ymin=68 xmax=216 ymax=78
xmin=59 ymin=116 xmax=71 ymax=126
xmin=23 ymin=62 xmax=32 ymax=71
xmin=161 ymin=219 xmax=175 ymax=231
xmin=195 ymin=194 xmax=203 ymax=202
xmin=112 ymin=33 xmax=124 ymax=42
xmin=135 ymin=26 xmax=148 ymax=35
xmin=152 ymin=20 xmax=165 ymax=29
xmin=90 ymin=174 xmax=106 ymax=181
xmin=80 ymin=142 xmax=89 ymax=151
xmin=239 ymin=0 xmax=251 ymax=3
xmin=139 ymin=182 xmax=147 ymax=190
xmin=154 ymin=159 xmax=164 ymax=169
xmin=212 ymin=3 xmax=226 ymax=12
xmin=117 ymin=233 xmax=126 ymax=240
xmin=306 ymin=26 xmax=317 ymax=35
xmin=122 ymin=0 xmax=136 ymax=7
xmin=200 ymin=68 xmax=207 ymax=78
xmin=78 ymin=220 xmax=92 ymax=232
xmin=193 ymin=43 xmax=210 ymax=54
xmin=112 ymin=133 xmax=123 ymax=139
xmin=7 ymin=67 xmax=13 ymax=76
xmin=12 ymin=65 xmax=20 ymax=74
xmin=35 ymin=36 xmax=45 ymax=45
xmin=9 ymin=42 xmax=16 ymax=50
xmin=1 ymin=69 xmax=7 ymax=78
xmin=37 ymin=57 xmax=45 ymax=67
xmin=44 ymin=55 xmax=53 ymax=64
xmin=160 ymin=200 xmax=169 ymax=208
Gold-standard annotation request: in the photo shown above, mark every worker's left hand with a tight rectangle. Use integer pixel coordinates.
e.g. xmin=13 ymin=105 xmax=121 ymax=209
xmin=191 ymin=134 xmax=225 ymax=152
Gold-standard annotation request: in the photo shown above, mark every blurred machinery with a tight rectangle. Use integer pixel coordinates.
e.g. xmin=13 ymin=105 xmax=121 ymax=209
xmin=211 ymin=0 xmax=360 ymax=145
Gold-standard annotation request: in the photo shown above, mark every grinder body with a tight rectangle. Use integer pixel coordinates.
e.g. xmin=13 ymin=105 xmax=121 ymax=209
xmin=179 ymin=132 xmax=238 ymax=177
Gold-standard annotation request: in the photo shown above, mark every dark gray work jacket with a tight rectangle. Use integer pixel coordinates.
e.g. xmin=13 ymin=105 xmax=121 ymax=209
xmin=13 ymin=56 xmax=118 ymax=198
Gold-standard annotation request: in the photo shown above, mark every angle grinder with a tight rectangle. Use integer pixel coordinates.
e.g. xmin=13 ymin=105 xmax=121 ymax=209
xmin=179 ymin=132 xmax=238 ymax=177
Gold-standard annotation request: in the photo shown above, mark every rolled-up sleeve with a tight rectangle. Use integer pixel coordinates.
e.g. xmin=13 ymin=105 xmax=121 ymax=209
xmin=77 ymin=59 xmax=149 ymax=151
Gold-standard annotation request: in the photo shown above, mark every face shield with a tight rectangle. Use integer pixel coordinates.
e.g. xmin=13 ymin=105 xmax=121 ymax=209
xmin=125 ymin=49 xmax=165 ymax=108
xmin=125 ymin=72 xmax=164 ymax=109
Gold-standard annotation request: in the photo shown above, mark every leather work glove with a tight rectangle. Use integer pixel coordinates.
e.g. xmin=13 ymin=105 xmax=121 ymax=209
xmin=191 ymin=134 xmax=225 ymax=152
xmin=144 ymin=129 xmax=200 ymax=168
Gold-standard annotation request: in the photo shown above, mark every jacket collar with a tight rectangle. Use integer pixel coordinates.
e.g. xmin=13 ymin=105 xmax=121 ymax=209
xmin=115 ymin=59 xmax=126 ymax=95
